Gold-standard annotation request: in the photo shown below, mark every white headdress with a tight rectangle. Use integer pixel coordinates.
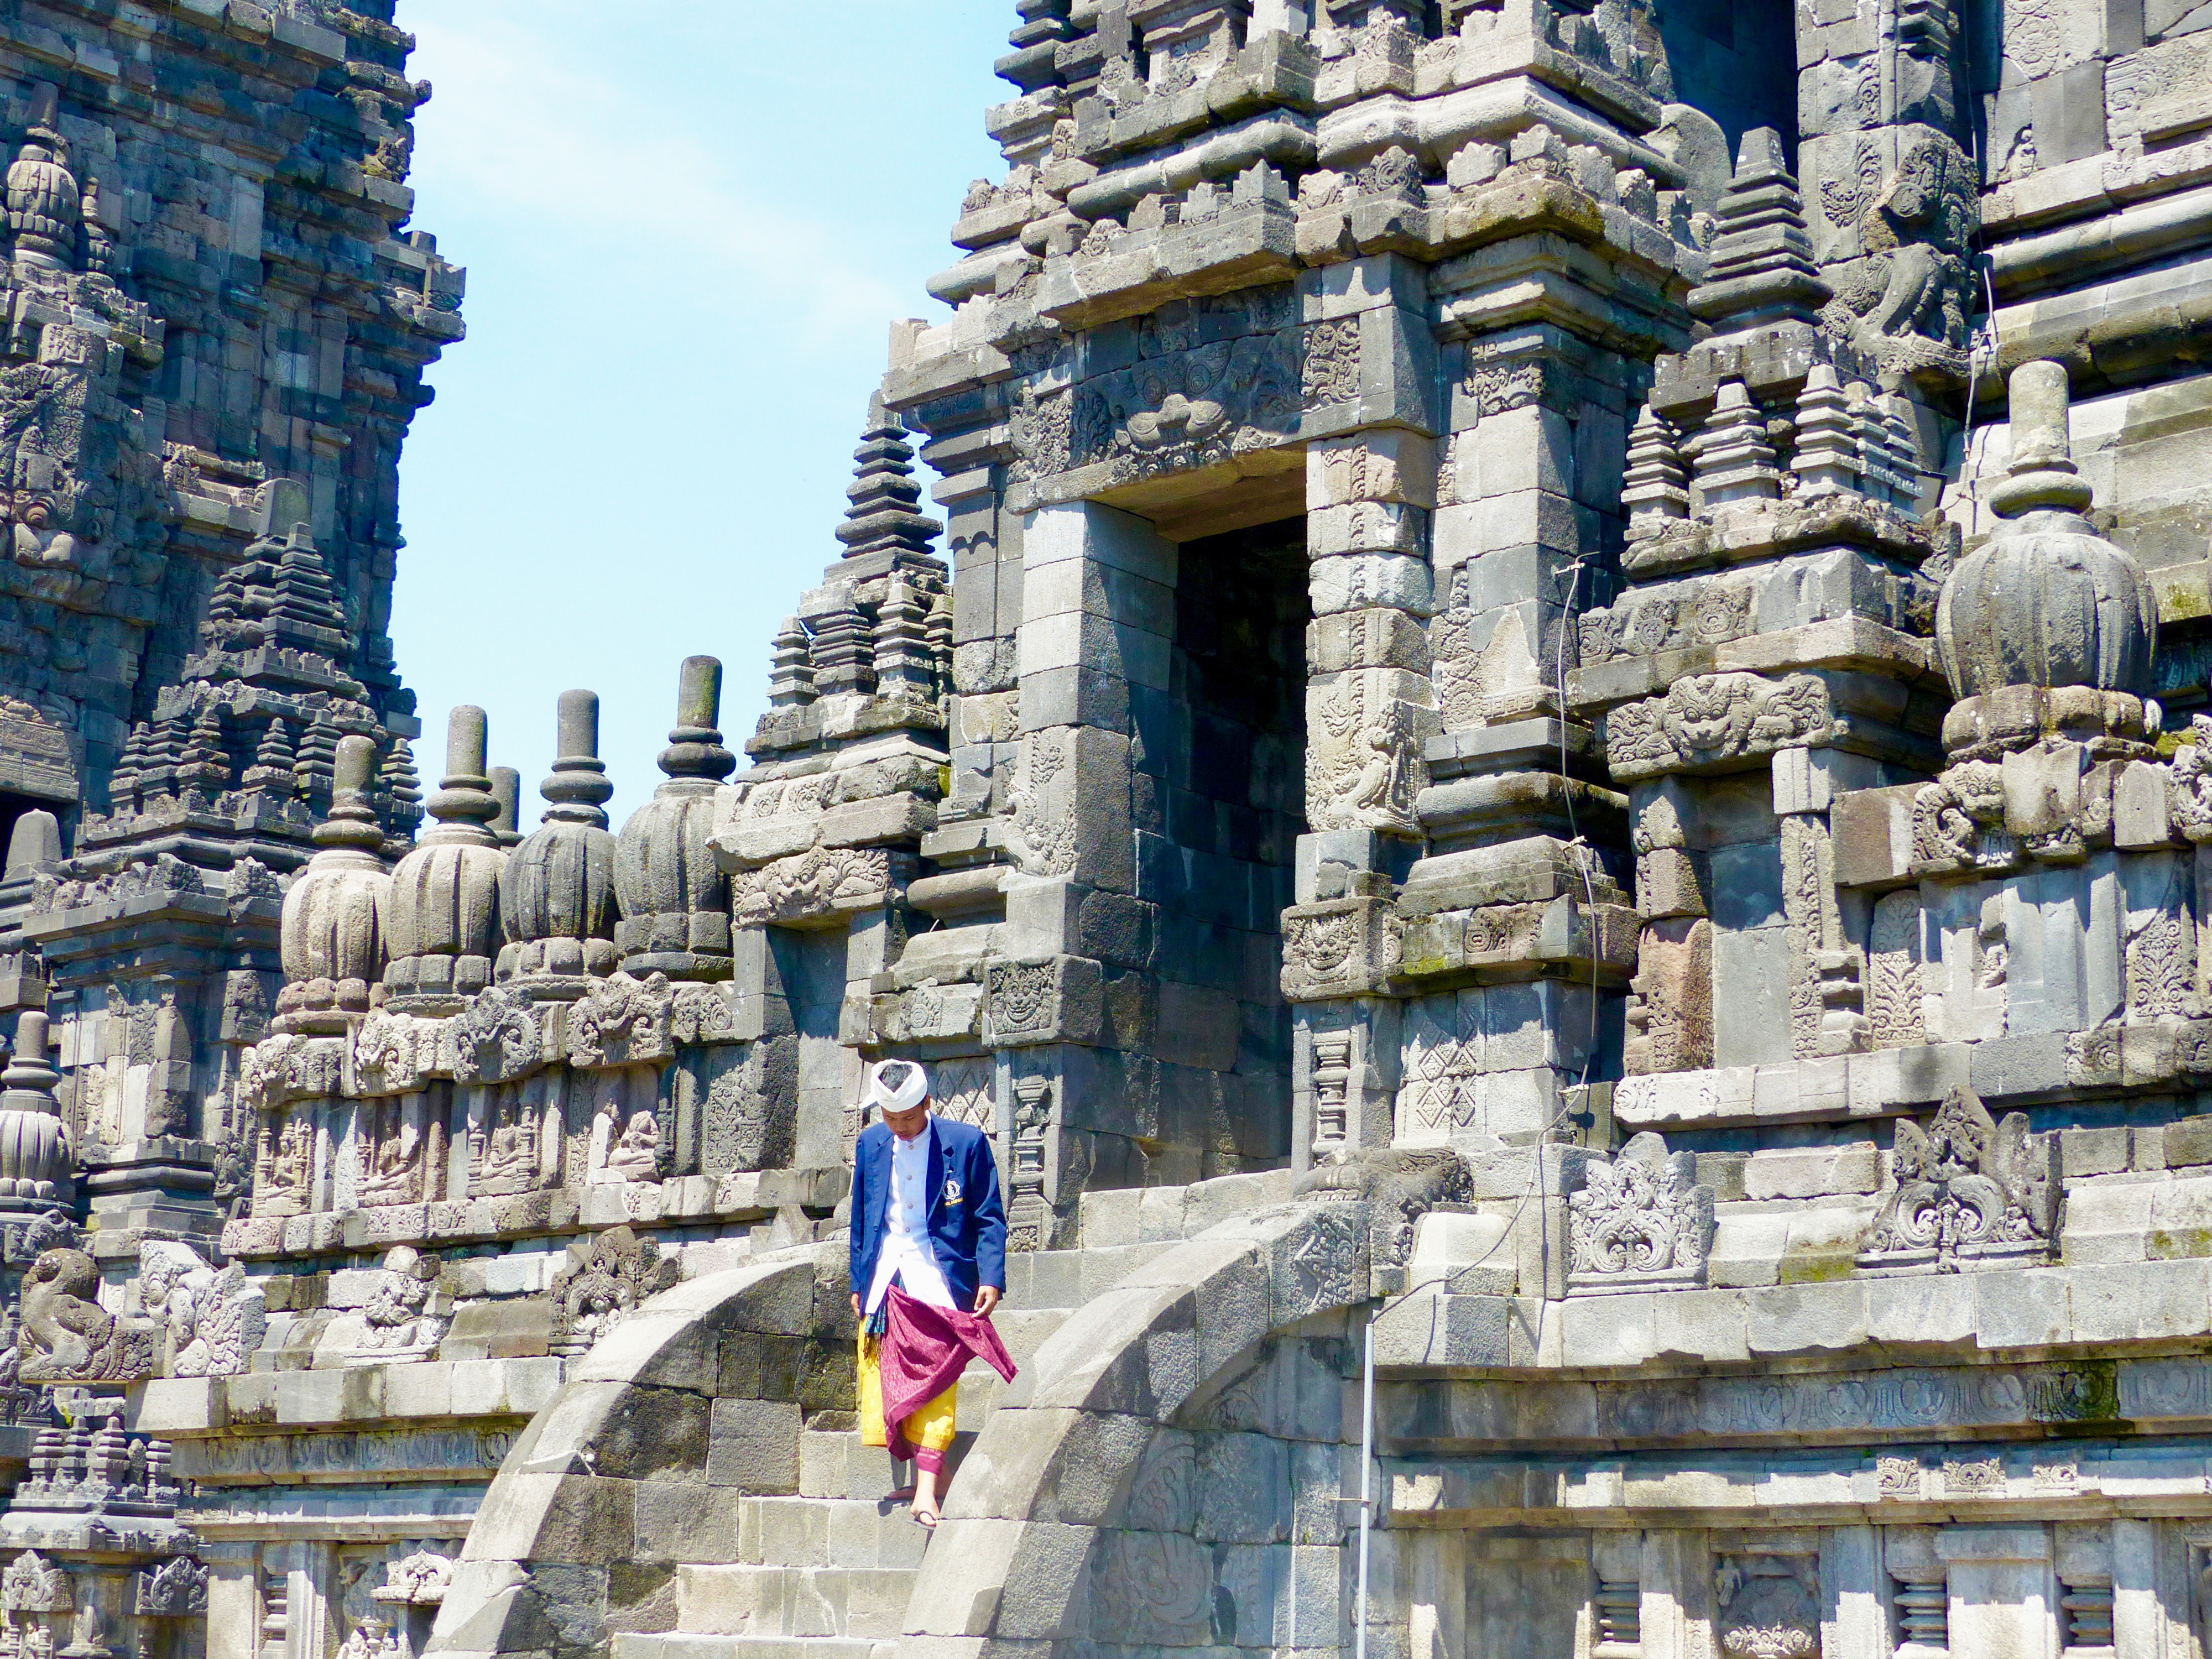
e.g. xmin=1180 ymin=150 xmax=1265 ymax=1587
xmin=864 ymin=1058 xmax=929 ymax=1115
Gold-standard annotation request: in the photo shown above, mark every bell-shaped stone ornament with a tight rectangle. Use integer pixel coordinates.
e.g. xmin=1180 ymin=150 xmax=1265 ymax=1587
xmin=385 ymin=705 xmax=507 ymax=1005
xmin=278 ymin=734 xmax=393 ymax=1022
xmin=614 ymin=657 xmax=735 ymax=980
xmin=498 ymin=690 xmax=622 ymax=981
xmin=1934 ymin=361 xmax=2159 ymax=757
xmin=0 ymin=1011 xmax=71 ymax=1206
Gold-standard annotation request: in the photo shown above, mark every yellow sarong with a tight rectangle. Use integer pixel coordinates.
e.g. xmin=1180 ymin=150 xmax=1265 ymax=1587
xmin=857 ymin=1329 xmax=958 ymax=1469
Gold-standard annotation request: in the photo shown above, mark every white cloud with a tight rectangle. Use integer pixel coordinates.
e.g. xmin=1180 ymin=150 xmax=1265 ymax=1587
xmin=410 ymin=14 xmax=911 ymax=351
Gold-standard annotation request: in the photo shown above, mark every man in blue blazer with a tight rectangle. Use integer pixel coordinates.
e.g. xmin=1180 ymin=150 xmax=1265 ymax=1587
xmin=848 ymin=1058 xmax=1006 ymax=1526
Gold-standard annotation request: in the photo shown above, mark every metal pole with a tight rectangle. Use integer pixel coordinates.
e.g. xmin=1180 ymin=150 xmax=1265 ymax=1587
xmin=1356 ymin=1311 xmax=1375 ymax=1659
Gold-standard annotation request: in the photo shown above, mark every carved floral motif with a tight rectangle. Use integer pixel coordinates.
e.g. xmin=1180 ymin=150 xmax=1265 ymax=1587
xmin=1567 ymin=1133 xmax=1715 ymax=1294
xmin=1859 ymin=1085 xmax=2057 ymax=1272
xmin=547 ymin=1225 xmax=675 ymax=1357
xmin=1715 ymin=1557 xmax=1819 ymax=1659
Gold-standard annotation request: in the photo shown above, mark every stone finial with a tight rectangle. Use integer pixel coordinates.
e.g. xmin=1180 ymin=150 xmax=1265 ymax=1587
xmin=1689 ymin=381 xmax=1780 ymax=504
xmin=0 ymin=1011 xmax=70 ymax=1207
xmin=79 ymin=174 xmax=112 ymax=278
xmin=1789 ymin=365 xmax=1862 ymax=496
xmin=488 ymin=767 xmax=523 ymax=848
xmin=1934 ymin=360 xmax=2159 ymax=725
xmin=497 ymin=692 xmax=621 ymax=980
xmin=6 ymin=84 xmax=77 ymax=270
xmin=541 ymin=690 xmax=613 ymax=830
xmin=1622 ymin=407 xmax=1689 ymax=536
xmin=295 ymin=713 xmax=341 ymax=805
xmin=1684 ymin=127 xmax=1830 ymax=330
xmin=807 ymin=586 xmax=875 ymax=697
xmin=178 ymin=705 xmax=229 ymax=796
xmin=659 ymin=656 xmax=735 ymax=784
xmin=834 ymin=391 xmax=944 ymax=570
xmin=317 ymin=735 xmax=385 ymax=851
xmin=243 ymin=718 xmax=297 ymax=797
xmin=383 ymin=736 xmax=424 ymax=844
xmin=384 ymin=706 xmax=507 ymax=1004
xmin=1989 ymin=359 xmax=2093 ymax=518
xmin=107 ymin=724 xmax=148 ymax=811
xmin=768 ymin=617 xmax=816 ymax=708
xmin=425 ymin=707 xmax=499 ymax=840
xmin=873 ymin=578 xmax=936 ymax=697
xmin=3 ymin=812 xmax=60 ymax=879
xmin=279 ymin=734 xmax=392 ymax=1016
xmin=617 ymin=660 xmax=735 ymax=979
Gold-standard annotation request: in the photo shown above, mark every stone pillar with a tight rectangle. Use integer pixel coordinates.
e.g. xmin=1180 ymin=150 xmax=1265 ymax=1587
xmin=1637 ymin=1527 xmax=1713 ymax=1659
xmin=997 ymin=500 xmax=1176 ymax=1222
xmin=1822 ymin=1525 xmax=1886 ymax=1659
xmin=1939 ymin=1525 xmax=2056 ymax=1659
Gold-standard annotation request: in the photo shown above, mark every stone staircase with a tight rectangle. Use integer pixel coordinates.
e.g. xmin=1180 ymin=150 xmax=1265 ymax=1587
xmin=608 ymin=1172 xmax=1291 ymax=1657
xmin=608 ymin=1244 xmax=1136 ymax=1658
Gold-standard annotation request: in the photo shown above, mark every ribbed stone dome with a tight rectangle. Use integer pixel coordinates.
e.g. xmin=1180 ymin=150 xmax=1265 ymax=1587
xmin=385 ymin=705 xmax=507 ymax=1000
xmin=279 ymin=734 xmax=392 ymax=1009
xmin=0 ymin=1013 xmax=71 ymax=1204
xmin=614 ymin=658 xmax=735 ymax=979
xmin=499 ymin=690 xmax=622 ymax=980
xmin=1936 ymin=361 xmax=2157 ymax=701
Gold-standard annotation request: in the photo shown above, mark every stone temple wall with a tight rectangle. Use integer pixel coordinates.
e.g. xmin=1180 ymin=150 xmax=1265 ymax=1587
xmin=1 ymin=0 xmax=2211 ymax=1656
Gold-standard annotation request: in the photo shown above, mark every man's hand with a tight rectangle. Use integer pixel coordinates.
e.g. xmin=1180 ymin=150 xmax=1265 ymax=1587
xmin=974 ymin=1285 xmax=1001 ymax=1318
xmin=851 ymin=1293 xmax=862 ymax=1319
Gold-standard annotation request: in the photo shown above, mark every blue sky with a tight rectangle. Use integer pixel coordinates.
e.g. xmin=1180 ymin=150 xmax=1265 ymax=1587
xmin=393 ymin=3 xmax=1009 ymax=827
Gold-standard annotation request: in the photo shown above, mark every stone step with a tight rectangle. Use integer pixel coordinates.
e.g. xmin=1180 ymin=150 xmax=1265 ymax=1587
xmin=611 ymin=1635 xmax=892 ymax=1659
xmin=800 ymin=1427 xmax=980 ymax=1500
xmin=739 ymin=1494 xmax=933 ymax=1572
xmin=673 ymin=1564 xmax=918 ymax=1640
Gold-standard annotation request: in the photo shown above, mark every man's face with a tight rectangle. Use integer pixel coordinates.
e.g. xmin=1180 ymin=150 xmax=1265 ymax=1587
xmin=883 ymin=1101 xmax=930 ymax=1141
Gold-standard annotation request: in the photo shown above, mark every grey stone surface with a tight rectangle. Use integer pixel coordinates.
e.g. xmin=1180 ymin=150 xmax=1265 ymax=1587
xmin=22 ymin=2 xmax=2212 ymax=1656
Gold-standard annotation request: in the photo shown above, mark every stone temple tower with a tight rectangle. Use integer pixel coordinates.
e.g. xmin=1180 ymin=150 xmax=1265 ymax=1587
xmin=3 ymin=1 xmax=2212 ymax=1657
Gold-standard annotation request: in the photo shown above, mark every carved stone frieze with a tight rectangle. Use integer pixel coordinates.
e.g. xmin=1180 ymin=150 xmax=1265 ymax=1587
xmin=1714 ymin=1553 xmax=1819 ymax=1659
xmin=1307 ymin=671 xmax=1431 ymax=834
xmin=135 ymin=1555 xmax=207 ymax=1617
xmin=1066 ymin=289 xmax=1302 ymax=481
xmin=237 ymin=1033 xmax=342 ymax=1113
xmin=1624 ymin=918 xmax=1713 ymax=1074
xmin=1293 ymin=1144 xmax=1469 ymax=1282
xmin=140 ymin=1241 xmax=264 ymax=1379
xmin=371 ymin=1551 xmax=452 ymax=1608
xmin=729 ymin=847 xmax=893 ymax=927
xmin=352 ymin=1011 xmax=436 ymax=1098
xmin=450 ymin=984 xmax=547 ymax=1086
xmin=343 ymin=1245 xmax=445 ymax=1364
xmin=565 ymin=971 xmax=675 ymax=1070
xmin=1605 ymin=672 xmax=1837 ymax=780
xmin=587 ymin=1097 xmax=663 ymax=1185
xmin=1579 ymin=579 xmax=1757 ymax=666
xmin=1281 ymin=896 xmax=1401 ymax=1001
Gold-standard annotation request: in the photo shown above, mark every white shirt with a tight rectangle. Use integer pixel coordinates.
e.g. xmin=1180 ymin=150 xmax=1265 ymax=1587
xmin=864 ymin=1115 xmax=956 ymax=1316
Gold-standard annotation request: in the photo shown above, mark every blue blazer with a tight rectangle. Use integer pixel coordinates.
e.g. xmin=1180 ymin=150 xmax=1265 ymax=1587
xmin=849 ymin=1115 xmax=1007 ymax=1313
